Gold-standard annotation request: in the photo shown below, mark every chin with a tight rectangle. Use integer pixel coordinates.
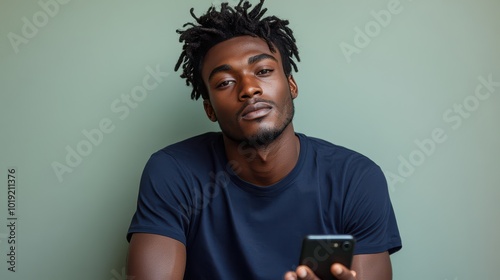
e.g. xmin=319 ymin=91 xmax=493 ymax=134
xmin=222 ymin=111 xmax=294 ymax=147
xmin=243 ymin=123 xmax=290 ymax=147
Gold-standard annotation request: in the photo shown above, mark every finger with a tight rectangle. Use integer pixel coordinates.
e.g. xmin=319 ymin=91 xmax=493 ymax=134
xmin=296 ymin=265 xmax=320 ymax=280
xmin=283 ymin=271 xmax=298 ymax=280
xmin=331 ymin=263 xmax=357 ymax=280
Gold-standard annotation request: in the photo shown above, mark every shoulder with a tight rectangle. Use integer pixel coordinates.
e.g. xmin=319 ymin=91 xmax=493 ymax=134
xmin=153 ymin=132 xmax=221 ymax=160
xmin=158 ymin=132 xmax=221 ymax=155
xmin=299 ymin=133 xmax=379 ymax=174
xmin=145 ymin=132 xmax=222 ymax=175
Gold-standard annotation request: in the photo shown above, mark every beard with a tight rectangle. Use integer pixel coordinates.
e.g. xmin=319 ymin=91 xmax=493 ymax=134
xmin=221 ymin=95 xmax=295 ymax=148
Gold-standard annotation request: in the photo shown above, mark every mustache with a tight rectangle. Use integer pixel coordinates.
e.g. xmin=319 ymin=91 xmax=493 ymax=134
xmin=236 ymin=98 xmax=277 ymax=117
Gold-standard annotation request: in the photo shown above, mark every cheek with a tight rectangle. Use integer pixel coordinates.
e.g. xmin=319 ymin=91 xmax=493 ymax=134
xmin=270 ymin=81 xmax=292 ymax=101
xmin=212 ymin=102 xmax=236 ymax=120
xmin=268 ymin=75 xmax=292 ymax=94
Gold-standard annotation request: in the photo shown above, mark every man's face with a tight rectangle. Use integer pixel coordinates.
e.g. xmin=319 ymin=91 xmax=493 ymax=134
xmin=201 ymin=35 xmax=298 ymax=146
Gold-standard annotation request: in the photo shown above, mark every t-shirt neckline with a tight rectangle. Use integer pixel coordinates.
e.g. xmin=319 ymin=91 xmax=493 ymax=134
xmin=213 ymin=133 xmax=308 ymax=196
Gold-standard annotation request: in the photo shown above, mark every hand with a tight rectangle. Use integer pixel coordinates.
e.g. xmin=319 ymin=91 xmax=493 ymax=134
xmin=284 ymin=263 xmax=357 ymax=280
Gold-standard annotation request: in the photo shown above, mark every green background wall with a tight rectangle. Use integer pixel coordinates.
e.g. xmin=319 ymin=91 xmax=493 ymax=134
xmin=1 ymin=0 xmax=499 ymax=279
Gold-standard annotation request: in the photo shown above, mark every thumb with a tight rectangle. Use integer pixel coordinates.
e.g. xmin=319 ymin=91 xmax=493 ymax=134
xmin=331 ymin=264 xmax=357 ymax=280
xmin=296 ymin=265 xmax=321 ymax=280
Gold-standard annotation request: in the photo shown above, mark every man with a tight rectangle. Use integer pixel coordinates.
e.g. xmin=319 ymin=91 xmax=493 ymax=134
xmin=126 ymin=1 xmax=402 ymax=279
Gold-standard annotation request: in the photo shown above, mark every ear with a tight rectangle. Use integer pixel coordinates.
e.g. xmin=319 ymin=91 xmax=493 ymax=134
xmin=288 ymin=75 xmax=298 ymax=99
xmin=203 ymin=100 xmax=218 ymax=122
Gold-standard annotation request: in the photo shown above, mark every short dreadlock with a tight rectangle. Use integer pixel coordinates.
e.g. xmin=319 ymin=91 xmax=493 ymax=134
xmin=174 ymin=0 xmax=300 ymax=100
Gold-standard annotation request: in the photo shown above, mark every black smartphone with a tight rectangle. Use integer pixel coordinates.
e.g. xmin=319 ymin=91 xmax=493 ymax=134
xmin=298 ymin=235 xmax=356 ymax=280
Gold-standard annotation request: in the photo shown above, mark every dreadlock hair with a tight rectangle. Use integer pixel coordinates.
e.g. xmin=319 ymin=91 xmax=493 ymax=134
xmin=174 ymin=0 xmax=300 ymax=100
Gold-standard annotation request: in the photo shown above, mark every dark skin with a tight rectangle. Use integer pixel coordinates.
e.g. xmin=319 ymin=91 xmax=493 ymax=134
xmin=127 ymin=36 xmax=393 ymax=280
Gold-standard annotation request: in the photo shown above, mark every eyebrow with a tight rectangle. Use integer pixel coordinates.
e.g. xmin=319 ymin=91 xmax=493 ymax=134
xmin=208 ymin=64 xmax=232 ymax=82
xmin=207 ymin=53 xmax=278 ymax=81
xmin=248 ymin=53 xmax=278 ymax=65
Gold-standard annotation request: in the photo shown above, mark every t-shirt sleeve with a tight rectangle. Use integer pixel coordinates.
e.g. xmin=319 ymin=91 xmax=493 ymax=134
xmin=126 ymin=151 xmax=192 ymax=245
xmin=343 ymin=161 xmax=402 ymax=255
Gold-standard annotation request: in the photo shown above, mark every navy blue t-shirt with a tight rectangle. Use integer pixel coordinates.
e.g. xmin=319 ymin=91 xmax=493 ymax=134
xmin=127 ymin=132 xmax=402 ymax=280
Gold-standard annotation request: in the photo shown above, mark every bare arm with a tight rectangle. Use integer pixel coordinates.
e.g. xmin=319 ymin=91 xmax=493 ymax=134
xmin=284 ymin=251 xmax=392 ymax=280
xmin=127 ymin=233 xmax=186 ymax=280
xmin=350 ymin=252 xmax=392 ymax=280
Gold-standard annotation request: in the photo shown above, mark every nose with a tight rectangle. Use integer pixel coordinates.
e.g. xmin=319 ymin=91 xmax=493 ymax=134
xmin=238 ymin=75 xmax=262 ymax=101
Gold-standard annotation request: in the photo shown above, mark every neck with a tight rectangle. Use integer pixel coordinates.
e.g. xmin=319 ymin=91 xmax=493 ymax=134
xmin=223 ymin=124 xmax=300 ymax=186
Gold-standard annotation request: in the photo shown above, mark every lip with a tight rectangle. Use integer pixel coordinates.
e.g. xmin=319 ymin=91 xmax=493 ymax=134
xmin=241 ymin=102 xmax=273 ymax=120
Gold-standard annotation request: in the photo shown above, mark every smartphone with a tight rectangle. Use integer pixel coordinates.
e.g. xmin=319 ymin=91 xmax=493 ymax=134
xmin=298 ymin=235 xmax=356 ymax=280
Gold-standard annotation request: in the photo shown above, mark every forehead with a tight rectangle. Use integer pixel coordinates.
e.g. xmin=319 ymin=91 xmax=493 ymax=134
xmin=201 ymin=36 xmax=281 ymax=78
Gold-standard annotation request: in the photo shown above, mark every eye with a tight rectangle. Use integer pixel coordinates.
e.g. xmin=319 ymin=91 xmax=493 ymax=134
xmin=216 ymin=80 xmax=235 ymax=89
xmin=257 ymin=68 xmax=274 ymax=76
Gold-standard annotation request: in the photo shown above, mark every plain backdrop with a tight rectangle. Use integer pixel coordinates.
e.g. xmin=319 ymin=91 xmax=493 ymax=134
xmin=1 ymin=0 xmax=499 ymax=279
